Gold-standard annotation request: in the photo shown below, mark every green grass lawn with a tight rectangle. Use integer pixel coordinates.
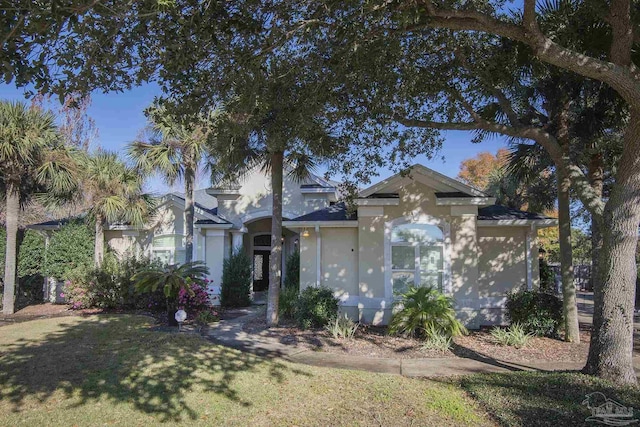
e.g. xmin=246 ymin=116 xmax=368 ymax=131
xmin=456 ymin=371 xmax=640 ymax=427
xmin=0 ymin=315 xmax=490 ymax=426
xmin=1 ymin=315 xmax=638 ymax=427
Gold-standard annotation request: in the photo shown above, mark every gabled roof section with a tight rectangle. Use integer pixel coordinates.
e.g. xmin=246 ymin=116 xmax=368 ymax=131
xmin=159 ymin=193 xmax=231 ymax=225
xmin=359 ymin=164 xmax=487 ymax=198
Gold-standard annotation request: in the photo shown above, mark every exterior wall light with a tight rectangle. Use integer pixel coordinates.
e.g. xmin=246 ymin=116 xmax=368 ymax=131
xmin=302 ymin=228 xmax=310 ymax=238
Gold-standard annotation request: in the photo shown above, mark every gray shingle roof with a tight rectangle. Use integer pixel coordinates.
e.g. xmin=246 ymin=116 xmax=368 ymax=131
xmin=288 ymin=203 xmax=552 ymax=223
xmin=477 ymin=205 xmax=553 ymax=221
xmin=287 ymin=203 xmax=356 ymax=222
xmin=434 ymin=191 xmax=473 ymax=198
xmin=170 ymin=192 xmax=230 ymax=223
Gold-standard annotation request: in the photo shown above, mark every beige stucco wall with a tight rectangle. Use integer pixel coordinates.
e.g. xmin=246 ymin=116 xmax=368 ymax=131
xmin=300 ymin=230 xmax=318 ymax=289
xmin=297 ymin=176 xmax=543 ymax=328
xmin=475 ymin=226 xmax=539 ymax=326
xmin=216 ymin=168 xmax=331 ymax=226
xmin=105 ymin=230 xmax=152 ymax=259
xmin=478 ymin=227 xmax=528 ymax=296
xmin=321 ymin=228 xmax=359 ymax=297
xmin=357 ymin=215 xmax=385 ymax=299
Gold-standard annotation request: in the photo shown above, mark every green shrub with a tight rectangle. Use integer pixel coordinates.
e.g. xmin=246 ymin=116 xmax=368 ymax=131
xmin=220 ymin=248 xmax=252 ymax=308
xmin=421 ymin=324 xmax=453 ymax=352
xmin=279 ymin=285 xmax=299 ymax=319
xmin=0 ymin=228 xmax=46 ymax=305
xmin=505 ymin=289 xmax=563 ymax=337
xmin=195 ymin=308 xmax=220 ymax=325
xmin=325 ymin=313 xmax=358 ymax=339
xmin=490 ymin=323 xmax=533 ymax=348
xmin=64 ymin=255 xmax=163 ymax=310
xmin=538 ymin=258 xmax=556 ymax=294
xmin=389 ymin=286 xmax=467 ymax=339
xmin=44 ymin=221 xmax=94 ymax=281
xmin=295 ymin=286 xmax=339 ymax=329
xmin=283 ymin=251 xmax=300 ymax=289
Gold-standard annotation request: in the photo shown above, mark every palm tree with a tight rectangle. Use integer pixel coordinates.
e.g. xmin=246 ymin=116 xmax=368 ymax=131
xmin=0 ymin=101 xmax=78 ymax=314
xmin=81 ymin=151 xmax=153 ymax=267
xmin=128 ymin=106 xmax=218 ymax=263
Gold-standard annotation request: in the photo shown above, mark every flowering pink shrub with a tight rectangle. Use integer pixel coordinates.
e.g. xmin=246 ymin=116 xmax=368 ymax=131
xmin=177 ymin=282 xmax=217 ymax=320
xmin=64 ymin=279 xmax=93 ymax=309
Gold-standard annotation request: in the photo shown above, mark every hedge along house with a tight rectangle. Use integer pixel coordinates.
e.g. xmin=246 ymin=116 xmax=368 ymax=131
xmin=30 ymin=163 xmax=556 ymax=327
xmin=283 ymin=165 xmax=557 ymax=328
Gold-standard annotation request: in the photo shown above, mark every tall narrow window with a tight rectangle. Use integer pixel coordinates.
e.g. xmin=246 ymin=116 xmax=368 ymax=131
xmin=390 ymin=223 xmax=444 ymax=294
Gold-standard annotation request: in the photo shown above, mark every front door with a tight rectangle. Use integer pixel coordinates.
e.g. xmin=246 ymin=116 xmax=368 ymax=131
xmin=253 ymin=250 xmax=270 ymax=291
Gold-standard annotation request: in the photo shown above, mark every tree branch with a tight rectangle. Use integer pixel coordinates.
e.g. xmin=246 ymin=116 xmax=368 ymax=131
xmin=393 ymin=114 xmax=478 ymax=131
xmin=395 ymin=101 xmax=606 ymax=217
xmin=411 ymin=1 xmax=640 ymax=108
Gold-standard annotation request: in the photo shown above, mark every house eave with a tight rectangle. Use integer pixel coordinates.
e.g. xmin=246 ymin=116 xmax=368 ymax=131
xmin=477 ymin=219 xmax=558 ymax=227
xmin=301 ymin=187 xmax=336 ymax=194
xmin=436 ymin=197 xmax=496 ymax=206
xmin=194 ymin=223 xmax=234 ymax=230
xmin=355 ymin=198 xmax=400 ymax=206
xmin=283 ymin=220 xmax=358 ymax=228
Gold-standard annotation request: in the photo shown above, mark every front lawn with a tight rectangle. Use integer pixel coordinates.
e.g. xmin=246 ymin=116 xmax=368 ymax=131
xmin=457 ymin=371 xmax=640 ymax=426
xmin=0 ymin=315 xmax=490 ymax=426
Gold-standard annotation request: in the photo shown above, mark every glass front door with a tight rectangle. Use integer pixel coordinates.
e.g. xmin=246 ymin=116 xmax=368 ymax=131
xmin=253 ymin=250 xmax=270 ymax=291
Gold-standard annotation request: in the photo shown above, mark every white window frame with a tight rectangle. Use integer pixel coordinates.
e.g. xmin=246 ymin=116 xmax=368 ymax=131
xmin=384 ymin=215 xmax=452 ymax=299
xmin=151 ymin=234 xmax=186 ymax=265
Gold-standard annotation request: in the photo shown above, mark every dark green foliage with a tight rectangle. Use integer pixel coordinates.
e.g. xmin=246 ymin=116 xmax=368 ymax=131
xmin=0 ymin=228 xmax=46 ymax=278
xmin=133 ymin=261 xmax=209 ymax=300
xmin=505 ymin=289 xmax=563 ymax=337
xmin=64 ymin=254 xmax=163 ymax=310
xmin=220 ymin=249 xmax=252 ymax=308
xmin=0 ymin=228 xmax=46 ymax=305
xmin=280 ymin=251 xmax=300 ymax=319
xmin=279 ymin=285 xmax=299 ymax=319
xmin=294 ymin=286 xmax=339 ymax=329
xmin=283 ymin=251 xmax=300 ymax=290
xmin=44 ymin=221 xmax=94 ymax=280
xmin=539 ymin=258 xmax=556 ymax=294
xmin=389 ymin=286 xmax=467 ymax=339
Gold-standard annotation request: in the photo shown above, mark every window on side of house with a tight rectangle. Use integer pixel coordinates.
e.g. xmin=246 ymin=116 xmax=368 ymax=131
xmin=151 ymin=234 xmax=186 ymax=265
xmin=390 ymin=223 xmax=444 ymax=295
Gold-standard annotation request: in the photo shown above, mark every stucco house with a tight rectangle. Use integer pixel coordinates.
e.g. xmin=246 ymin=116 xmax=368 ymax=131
xmin=31 ymin=164 xmax=556 ymax=328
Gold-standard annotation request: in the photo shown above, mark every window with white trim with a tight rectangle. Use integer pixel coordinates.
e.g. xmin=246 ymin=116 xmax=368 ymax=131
xmin=151 ymin=234 xmax=186 ymax=265
xmin=390 ymin=223 xmax=444 ymax=294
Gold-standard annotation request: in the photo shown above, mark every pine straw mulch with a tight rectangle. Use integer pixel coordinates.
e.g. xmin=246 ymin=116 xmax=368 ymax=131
xmin=244 ymin=314 xmax=597 ymax=363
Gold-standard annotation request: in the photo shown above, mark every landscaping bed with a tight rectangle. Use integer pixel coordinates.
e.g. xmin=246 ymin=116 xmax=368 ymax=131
xmin=244 ymin=312 xmax=595 ymax=363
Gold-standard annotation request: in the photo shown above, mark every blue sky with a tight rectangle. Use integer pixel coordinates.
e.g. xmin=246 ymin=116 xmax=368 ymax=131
xmin=0 ymin=83 xmax=508 ymax=193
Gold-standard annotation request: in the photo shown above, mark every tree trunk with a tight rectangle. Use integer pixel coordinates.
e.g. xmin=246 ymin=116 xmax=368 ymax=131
xmin=267 ymin=151 xmax=284 ymax=327
xmin=557 ymin=168 xmax=580 ymax=342
xmin=94 ymin=214 xmax=105 ymax=267
xmin=2 ymin=182 xmax=19 ymax=315
xmin=555 ymin=100 xmax=580 ymax=343
xmin=588 ymin=153 xmax=604 ymax=292
xmin=184 ymin=162 xmax=195 ymax=264
xmin=584 ymin=109 xmax=640 ymax=386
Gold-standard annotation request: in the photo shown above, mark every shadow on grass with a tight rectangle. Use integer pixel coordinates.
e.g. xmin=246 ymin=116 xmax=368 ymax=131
xmin=0 ymin=315 xmax=311 ymax=422
xmin=434 ymin=371 xmax=640 ymax=427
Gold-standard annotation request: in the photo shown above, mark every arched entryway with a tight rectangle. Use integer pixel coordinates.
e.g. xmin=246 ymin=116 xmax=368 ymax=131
xmin=243 ymin=217 xmax=299 ymax=292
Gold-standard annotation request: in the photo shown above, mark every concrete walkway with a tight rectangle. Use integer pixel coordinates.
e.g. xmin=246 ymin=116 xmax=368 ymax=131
xmin=204 ymin=307 xmax=640 ymax=378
